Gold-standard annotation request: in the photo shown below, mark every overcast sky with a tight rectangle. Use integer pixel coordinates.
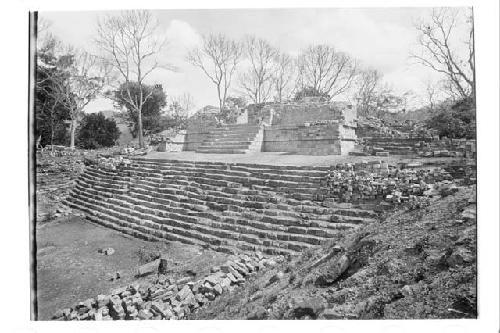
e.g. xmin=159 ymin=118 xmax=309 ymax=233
xmin=40 ymin=8 xmax=471 ymax=114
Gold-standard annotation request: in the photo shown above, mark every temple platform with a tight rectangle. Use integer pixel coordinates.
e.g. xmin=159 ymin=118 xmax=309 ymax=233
xmin=140 ymin=151 xmax=460 ymax=167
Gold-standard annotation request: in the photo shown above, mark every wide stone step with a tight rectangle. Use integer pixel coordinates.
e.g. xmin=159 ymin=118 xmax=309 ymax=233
xmin=132 ymin=158 xmax=331 ymax=175
xmin=206 ymin=133 xmax=258 ymax=140
xmin=201 ymin=140 xmax=253 ymax=146
xmin=66 ymin=197 xmax=305 ymax=255
xmin=122 ymin=165 xmax=322 ymax=189
xmin=66 ymin=198 xmax=240 ymax=254
xmin=78 ymin=172 xmax=375 ymax=221
xmin=72 ymin=180 xmax=358 ymax=245
xmin=68 ymin=162 xmax=378 ymax=256
xmin=72 ymin=184 xmax=356 ymax=236
xmin=198 ymin=144 xmax=252 ymax=151
xmin=208 ymin=127 xmax=259 ymax=134
xmin=196 ymin=148 xmax=249 ymax=154
xmin=121 ymin=166 xmax=323 ymax=188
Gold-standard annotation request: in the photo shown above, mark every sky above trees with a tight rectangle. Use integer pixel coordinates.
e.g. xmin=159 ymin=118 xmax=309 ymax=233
xmin=40 ymin=7 xmax=472 ymax=113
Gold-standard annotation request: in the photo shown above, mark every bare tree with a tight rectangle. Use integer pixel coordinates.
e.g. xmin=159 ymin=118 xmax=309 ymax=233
xmin=186 ymin=33 xmax=242 ymax=112
xmin=95 ymin=10 xmax=172 ymax=148
xmin=272 ymin=52 xmax=295 ymax=103
xmin=170 ymin=92 xmax=196 ymax=117
xmin=37 ymin=16 xmax=52 ymax=43
xmin=296 ymin=44 xmax=358 ymax=99
xmin=423 ymin=79 xmax=440 ymax=111
xmin=354 ymin=68 xmax=382 ymax=116
xmin=42 ymin=49 xmax=109 ymax=148
xmin=238 ymin=36 xmax=278 ymax=104
xmin=411 ymin=8 xmax=475 ymax=102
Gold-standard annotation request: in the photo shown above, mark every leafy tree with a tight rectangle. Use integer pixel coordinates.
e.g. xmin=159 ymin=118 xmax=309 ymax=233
xmin=113 ymin=82 xmax=167 ymax=137
xmin=425 ymin=98 xmax=475 ymax=139
xmin=76 ymin=112 xmax=120 ymax=149
xmin=35 ymin=34 xmax=71 ymax=147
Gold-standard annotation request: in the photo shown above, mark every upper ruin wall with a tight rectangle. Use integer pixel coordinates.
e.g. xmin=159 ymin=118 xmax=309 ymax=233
xmin=248 ymin=101 xmax=357 ymax=127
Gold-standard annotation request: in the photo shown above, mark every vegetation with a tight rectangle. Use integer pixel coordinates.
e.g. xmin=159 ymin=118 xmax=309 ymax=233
xmin=425 ymin=98 xmax=476 ymax=139
xmin=95 ymin=10 xmax=173 ymax=148
xmin=35 ymin=8 xmax=476 ymax=149
xmin=112 ymin=82 xmax=167 ymax=137
xmin=76 ymin=112 xmax=120 ymax=149
xmin=35 ymin=36 xmax=71 ymax=147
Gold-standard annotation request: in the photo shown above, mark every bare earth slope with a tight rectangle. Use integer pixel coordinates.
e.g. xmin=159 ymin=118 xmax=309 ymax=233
xmin=190 ymin=186 xmax=476 ymax=320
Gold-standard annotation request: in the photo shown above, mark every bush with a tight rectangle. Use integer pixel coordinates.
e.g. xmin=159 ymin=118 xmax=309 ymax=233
xmin=426 ymin=98 xmax=476 ymax=139
xmin=76 ymin=112 xmax=121 ymax=149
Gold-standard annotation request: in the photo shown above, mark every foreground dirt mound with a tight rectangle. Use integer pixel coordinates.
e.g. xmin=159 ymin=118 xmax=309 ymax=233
xmin=190 ymin=186 xmax=476 ymax=320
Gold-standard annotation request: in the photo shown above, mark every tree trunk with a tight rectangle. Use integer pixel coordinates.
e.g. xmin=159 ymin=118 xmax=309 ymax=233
xmin=137 ymin=107 xmax=145 ymax=148
xmin=69 ymin=119 xmax=77 ymax=149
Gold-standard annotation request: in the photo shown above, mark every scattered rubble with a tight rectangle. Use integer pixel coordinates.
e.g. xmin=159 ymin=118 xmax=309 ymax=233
xmin=52 ymin=252 xmax=284 ymax=320
xmin=322 ymin=163 xmax=460 ymax=204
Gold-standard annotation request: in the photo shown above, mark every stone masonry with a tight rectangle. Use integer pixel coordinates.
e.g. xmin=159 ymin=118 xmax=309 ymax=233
xmin=65 ymin=158 xmax=378 ymax=256
xmin=181 ymin=101 xmax=358 ymax=155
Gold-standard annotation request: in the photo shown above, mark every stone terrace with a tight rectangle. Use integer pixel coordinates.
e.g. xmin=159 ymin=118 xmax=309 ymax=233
xmin=65 ymin=156 xmax=379 ymax=256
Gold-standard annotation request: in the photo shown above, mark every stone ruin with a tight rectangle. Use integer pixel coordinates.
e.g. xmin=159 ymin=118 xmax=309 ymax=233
xmin=167 ymin=100 xmax=358 ymax=155
xmin=355 ymin=116 xmax=476 ymax=158
xmin=50 ymin=97 xmax=477 ymax=321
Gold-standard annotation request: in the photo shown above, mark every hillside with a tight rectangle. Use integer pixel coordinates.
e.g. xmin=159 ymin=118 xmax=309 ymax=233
xmin=190 ymin=186 xmax=477 ymax=320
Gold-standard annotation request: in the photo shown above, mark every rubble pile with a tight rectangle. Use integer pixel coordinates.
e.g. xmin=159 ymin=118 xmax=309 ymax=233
xmin=36 ymin=152 xmax=87 ymax=221
xmin=321 ymin=164 xmax=456 ymax=204
xmin=356 ymin=116 xmax=476 ymax=158
xmin=94 ymin=156 xmax=132 ymax=171
xmin=52 ymin=252 xmax=285 ymax=320
xmin=356 ymin=117 xmax=409 ymax=139
xmin=357 ymin=117 xmax=438 ymax=139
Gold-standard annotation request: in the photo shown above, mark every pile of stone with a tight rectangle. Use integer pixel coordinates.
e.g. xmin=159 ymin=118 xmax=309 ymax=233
xmin=39 ymin=145 xmax=85 ymax=157
xmin=357 ymin=116 xmax=407 ymax=138
xmin=52 ymin=252 xmax=284 ymax=320
xmin=416 ymin=139 xmax=476 ymax=158
xmin=322 ymin=166 xmax=454 ymax=203
xmin=95 ymin=156 xmax=132 ymax=171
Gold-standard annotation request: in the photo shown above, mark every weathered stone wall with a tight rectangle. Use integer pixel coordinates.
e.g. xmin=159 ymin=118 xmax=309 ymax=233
xmin=263 ymin=122 xmax=356 ymax=155
xmin=157 ymin=131 xmax=187 ymax=152
xmin=270 ymin=102 xmax=356 ymax=126
xmin=248 ymin=102 xmax=356 ymax=126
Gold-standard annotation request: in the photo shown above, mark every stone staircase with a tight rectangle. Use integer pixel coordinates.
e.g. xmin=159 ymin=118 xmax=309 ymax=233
xmin=65 ymin=158 xmax=378 ymax=256
xmin=196 ymin=124 xmax=263 ymax=154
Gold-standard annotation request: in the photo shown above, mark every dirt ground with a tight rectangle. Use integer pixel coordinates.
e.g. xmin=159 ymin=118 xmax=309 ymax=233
xmin=35 ymin=216 xmax=229 ymax=320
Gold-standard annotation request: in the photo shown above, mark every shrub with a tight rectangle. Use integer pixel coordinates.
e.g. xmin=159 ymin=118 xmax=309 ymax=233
xmin=76 ymin=112 xmax=120 ymax=149
xmin=425 ymin=98 xmax=476 ymax=139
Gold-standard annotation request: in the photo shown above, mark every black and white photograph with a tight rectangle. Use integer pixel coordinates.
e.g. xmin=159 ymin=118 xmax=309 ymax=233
xmin=0 ymin=0 xmax=498 ymax=331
